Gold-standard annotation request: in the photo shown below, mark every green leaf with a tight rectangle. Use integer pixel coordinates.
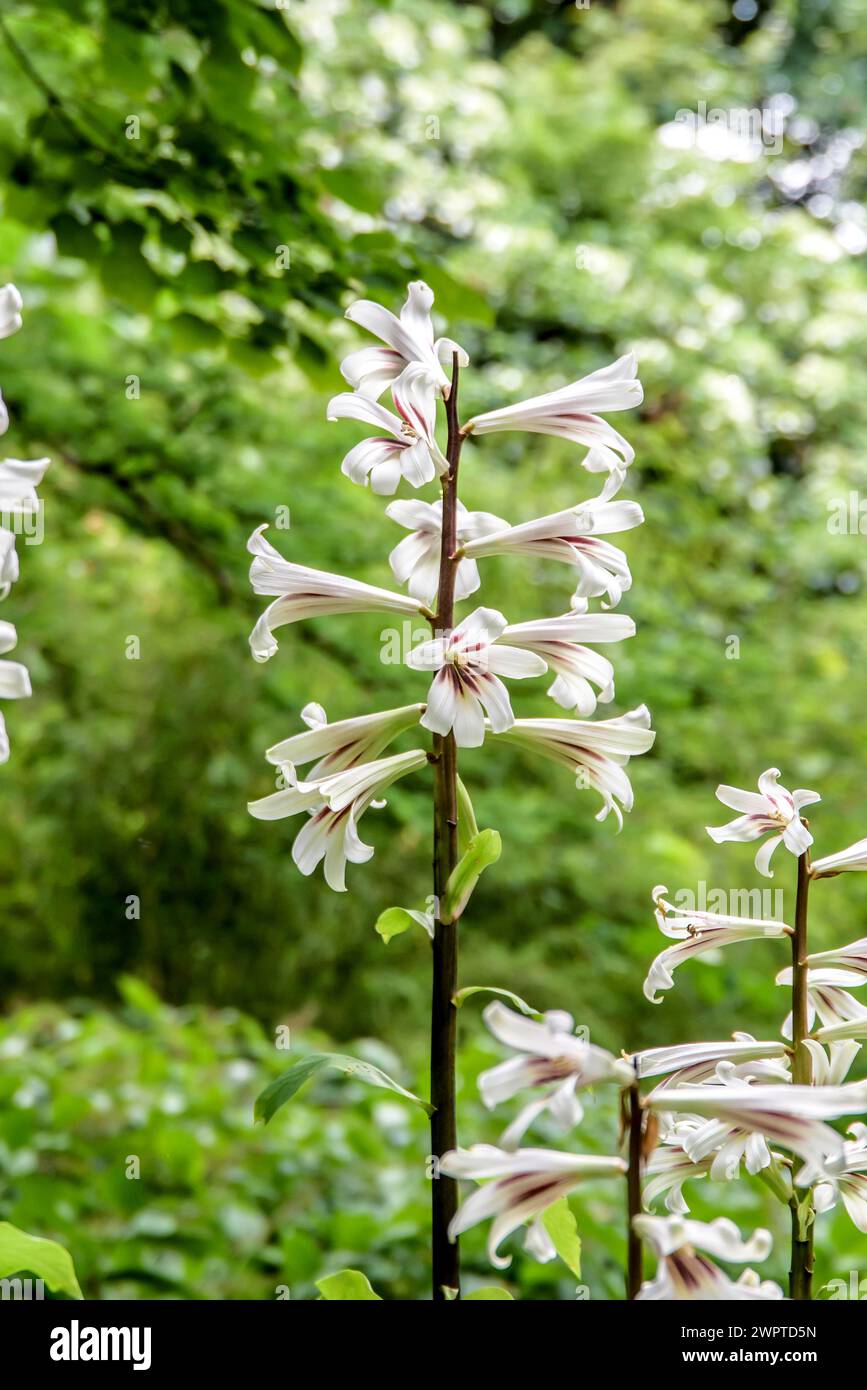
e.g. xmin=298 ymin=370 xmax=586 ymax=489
xmin=541 ymin=1199 xmax=582 ymax=1280
xmin=316 ymin=1269 xmax=381 ymax=1301
xmin=440 ymin=829 xmax=502 ymax=924
xmin=453 ymin=985 xmax=541 ymax=1018
xmin=374 ymin=905 xmax=433 ymax=945
xmin=0 ymin=1223 xmax=83 ymax=1300
xmin=456 ymin=776 xmax=479 ymax=856
xmin=465 ymin=1286 xmax=515 ymax=1300
xmin=254 ymin=1052 xmax=433 ymax=1123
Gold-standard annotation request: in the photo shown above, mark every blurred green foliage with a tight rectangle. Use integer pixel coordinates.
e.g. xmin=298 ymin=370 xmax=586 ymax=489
xmin=1 ymin=0 xmax=867 ymax=1296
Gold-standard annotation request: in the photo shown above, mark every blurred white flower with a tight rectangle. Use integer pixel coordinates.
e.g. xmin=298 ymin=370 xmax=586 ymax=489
xmin=247 ymin=524 xmax=424 ymax=662
xmin=0 ymin=284 xmax=23 ymax=340
xmin=385 ymin=497 xmax=506 ymax=604
xmin=634 ymin=1215 xmax=783 ymax=1301
xmin=644 ymin=886 xmax=790 ymax=1003
xmin=342 ymin=280 xmax=467 ymax=399
xmin=440 ymin=1144 xmax=626 ymax=1268
xmin=478 ymin=1001 xmax=634 ymax=1147
xmin=706 ymin=768 xmax=819 ymax=877
xmin=407 ymin=606 xmax=546 ymax=747
xmin=496 ymin=704 xmax=655 ymax=827
xmin=327 ymin=364 xmax=447 ymax=493
xmin=812 ymin=837 xmax=867 ymax=877
xmin=463 ymin=353 xmax=643 ymax=466
xmin=0 ymin=619 xmax=31 ymax=763
xmin=502 ymin=610 xmax=635 ymax=714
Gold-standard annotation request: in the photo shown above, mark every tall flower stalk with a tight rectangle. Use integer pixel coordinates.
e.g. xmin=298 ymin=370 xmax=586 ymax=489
xmin=246 ymin=279 xmax=651 ymax=1299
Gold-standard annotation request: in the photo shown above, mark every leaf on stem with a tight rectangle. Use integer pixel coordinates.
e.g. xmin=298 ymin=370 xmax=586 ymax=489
xmin=440 ymin=828 xmax=502 ymax=924
xmin=541 ymin=1198 xmax=582 ymax=1280
xmin=254 ymin=1053 xmax=434 ymax=1123
xmin=0 ymin=1222 xmax=83 ymax=1300
xmin=374 ymin=905 xmax=434 ymax=945
xmin=453 ymin=985 xmax=541 ymax=1018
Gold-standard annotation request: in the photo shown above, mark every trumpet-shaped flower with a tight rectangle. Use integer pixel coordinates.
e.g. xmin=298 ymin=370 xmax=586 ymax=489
xmin=440 ymin=1144 xmax=626 ymax=1269
xmin=777 ymin=952 xmax=867 ymax=1042
xmin=406 ymin=606 xmax=546 ymax=747
xmin=644 ymin=886 xmax=791 ymax=1003
xmin=632 ymin=1035 xmax=790 ymax=1088
xmin=263 ymin=701 xmax=424 ymax=779
xmin=342 ymin=280 xmax=467 ymax=399
xmin=706 ymin=768 xmax=819 ymax=877
xmin=461 ymin=474 xmax=643 ymax=610
xmin=502 ymin=611 xmax=635 ymax=715
xmin=634 ymin=1215 xmax=783 ymax=1301
xmin=647 ymin=1079 xmax=867 ymax=1182
xmin=327 ymin=365 xmax=447 ymax=494
xmin=495 ymin=704 xmax=655 ymax=827
xmin=812 ymin=837 xmax=867 ymax=877
xmin=247 ymin=524 xmax=424 ymax=662
xmin=385 ymin=498 xmax=507 ymax=605
xmin=0 ymin=619 xmax=31 ymax=763
xmin=478 ymin=1001 xmax=634 ymax=1147
xmin=462 ymin=353 xmax=642 ymax=466
xmin=248 ymin=748 xmax=428 ymax=891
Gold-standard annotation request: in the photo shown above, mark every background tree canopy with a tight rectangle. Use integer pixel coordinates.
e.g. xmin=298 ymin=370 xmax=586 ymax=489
xmin=1 ymin=0 xmax=867 ymax=1298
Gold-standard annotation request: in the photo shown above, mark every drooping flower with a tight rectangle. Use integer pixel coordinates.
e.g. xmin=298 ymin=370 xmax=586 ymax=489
xmin=634 ymin=1215 xmax=784 ymax=1301
xmin=462 ymin=353 xmax=643 ymax=466
xmin=460 ymin=473 xmax=643 ymax=610
xmin=647 ymin=1079 xmax=867 ymax=1182
xmin=247 ymin=524 xmax=425 ymax=662
xmin=631 ymin=1035 xmax=790 ymax=1088
xmin=342 ymin=280 xmax=467 ymax=399
xmin=495 ymin=705 xmax=655 ymax=827
xmin=248 ymin=748 xmax=428 ymax=892
xmin=440 ymin=1144 xmax=626 ymax=1269
xmin=406 ymin=606 xmax=546 ymax=748
xmin=478 ymin=1001 xmax=634 ymax=1147
xmin=327 ymin=364 xmax=447 ymax=494
xmin=0 ymin=619 xmax=31 ymax=763
xmin=706 ymin=768 xmax=819 ymax=878
xmin=811 ymin=837 xmax=867 ymax=877
xmin=0 ymin=284 xmax=23 ymax=340
xmin=644 ymin=886 xmax=791 ymax=1004
xmin=385 ymin=498 xmax=507 ymax=605
xmin=502 ymin=611 xmax=635 ymax=715
xmin=814 ymin=1122 xmax=867 ymax=1233
xmin=263 ymin=701 xmax=425 ymax=779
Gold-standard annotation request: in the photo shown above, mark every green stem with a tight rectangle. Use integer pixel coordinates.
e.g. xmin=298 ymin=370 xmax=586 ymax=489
xmin=789 ymin=837 xmax=813 ymax=1300
xmin=430 ymin=358 xmax=464 ymax=1301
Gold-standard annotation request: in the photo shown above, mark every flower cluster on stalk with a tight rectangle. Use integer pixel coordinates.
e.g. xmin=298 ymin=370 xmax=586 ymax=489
xmin=246 ymin=280 xmax=653 ymax=886
xmin=0 ymin=286 xmax=49 ymax=763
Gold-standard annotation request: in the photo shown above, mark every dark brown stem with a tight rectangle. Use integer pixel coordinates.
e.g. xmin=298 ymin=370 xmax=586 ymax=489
xmin=626 ymin=1076 xmax=644 ymax=1299
xmin=430 ymin=357 xmax=464 ymax=1300
xmin=789 ymin=835 xmax=813 ymax=1300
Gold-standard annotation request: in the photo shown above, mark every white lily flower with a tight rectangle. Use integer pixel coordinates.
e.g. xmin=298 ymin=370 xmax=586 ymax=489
xmin=247 ymin=524 xmax=424 ymax=662
xmin=440 ymin=1144 xmax=626 ymax=1269
xmin=647 ymin=1079 xmax=867 ymax=1182
xmin=342 ymin=280 xmax=467 ymax=399
xmin=0 ymin=284 xmax=23 ymax=340
xmin=706 ymin=768 xmax=820 ymax=878
xmin=814 ymin=1123 xmax=867 ymax=1233
xmin=264 ymin=701 xmax=424 ymax=778
xmin=407 ymin=606 xmax=546 ymax=748
xmin=495 ymin=704 xmax=655 ymax=827
xmin=777 ymin=954 xmax=867 ymax=1042
xmin=385 ymin=498 xmax=507 ymax=605
xmin=502 ymin=611 xmax=635 ymax=715
xmin=463 ymin=353 xmax=642 ymax=466
xmin=657 ymin=1105 xmax=777 ymax=1187
xmin=0 ymin=619 xmax=31 ymax=764
xmin=461 ymin=473 xmax=644 ymax=610
xmin=478 ymin=1001 xmax=634 ymax=1148
xmin=327 ymin=364 xmax=448 ymax=494
xmin=248 ymin=748 xmax=428 ymax=892
xmin=802 ymin=1038 xmax=862 ymax=1087
xmin=634 ymin=1215 xmax=783 ymax=1301
xmin=644 ymin=886 xmax=791 ymax=1004
xmin=632 ymin=1035 xmax=790 ymax=1088
xmin=812 ymin=837 xmax=867 ymax=877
